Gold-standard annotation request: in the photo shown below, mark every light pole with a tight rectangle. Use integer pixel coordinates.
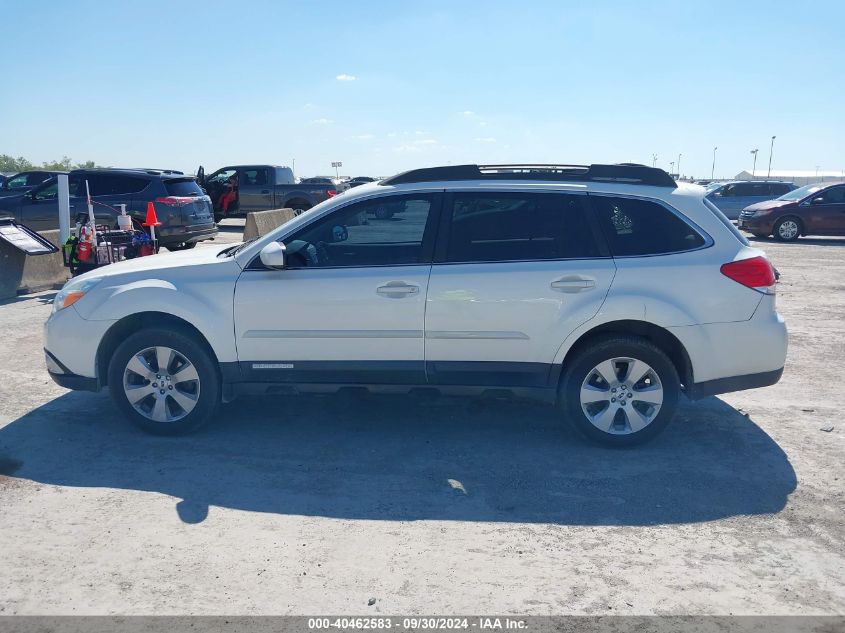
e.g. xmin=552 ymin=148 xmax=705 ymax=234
xmin=767 ymin=136 xmax=776 ymax=179
xmin=711 ymin=146 xmax=718 ymax=180
xmin=677 ymin=153 xmax=682 ymax=178
xmin=750 ymin=149 xmax=759 ymax=178
xmin=652 ymin=154 xmax=657 ymax=167
xmin=669 ymin=160 xmax=675 ymax=175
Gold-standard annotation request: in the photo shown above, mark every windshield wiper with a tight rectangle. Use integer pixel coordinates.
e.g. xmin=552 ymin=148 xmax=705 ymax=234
xmin=218 ymin=236 xmax=260 ymax=258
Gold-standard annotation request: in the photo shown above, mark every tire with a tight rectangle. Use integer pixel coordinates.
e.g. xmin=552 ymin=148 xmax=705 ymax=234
xmin=560 ymin=335 xmax=680 ymax=447
xmin=166 ymin=242 xmax=196 ymax=251
xmin=773 ymin=216 xmax=802 ymax=242
xmin=108 ymin=328 xmax=220 ymax=435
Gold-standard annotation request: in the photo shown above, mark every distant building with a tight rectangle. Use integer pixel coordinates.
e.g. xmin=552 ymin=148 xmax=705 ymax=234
xmin=734 ymin=169 xmax=844 ymax=186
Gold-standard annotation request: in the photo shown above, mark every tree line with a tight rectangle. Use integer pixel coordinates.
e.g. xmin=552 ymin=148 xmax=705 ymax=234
xmin=0 ymin=154 xmax=98 ymax=173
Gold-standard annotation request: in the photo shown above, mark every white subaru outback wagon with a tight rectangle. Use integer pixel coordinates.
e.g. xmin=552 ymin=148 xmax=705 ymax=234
xmin=44 ymin=164 xmax=787 ymax=446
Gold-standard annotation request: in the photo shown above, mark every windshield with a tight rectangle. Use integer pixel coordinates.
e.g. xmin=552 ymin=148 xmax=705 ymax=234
xmin=704 ymin=182 xmax=723 ymax=192
xmin=778 ymin=184 xmax=823 ymax=201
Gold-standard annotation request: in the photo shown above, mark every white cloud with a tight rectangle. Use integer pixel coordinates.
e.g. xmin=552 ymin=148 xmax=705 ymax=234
xmin=475 ymin=137 xmax=497 ymax=143
xmin=459 ymin=110 xmax=475 ymax=116
xmin=351 ymin=134 xmax=375 ymax=141
xmin=336 ymin=74 xmax=357 ymax=81
xmin=414 ymin=139 xmax=437 ymax=145
xmin=311 ymin=118 xmax=333 ymax=125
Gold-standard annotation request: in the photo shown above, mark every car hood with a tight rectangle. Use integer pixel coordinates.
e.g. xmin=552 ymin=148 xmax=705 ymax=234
xmin=73 ymin=243 xmax=238 ymax=283
xmin=744 ymin=199 xmax=796 ymax=212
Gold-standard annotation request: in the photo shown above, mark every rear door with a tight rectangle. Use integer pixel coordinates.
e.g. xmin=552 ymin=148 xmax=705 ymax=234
xmin=237 ymin=167 xmax=274 ymax=212
xmin=424 ymin=190 xmax=614 ymax=388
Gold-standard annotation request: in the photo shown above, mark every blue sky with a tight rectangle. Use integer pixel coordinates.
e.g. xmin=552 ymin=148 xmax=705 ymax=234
xmin=2 ymin=0 xmax=843 ymax=180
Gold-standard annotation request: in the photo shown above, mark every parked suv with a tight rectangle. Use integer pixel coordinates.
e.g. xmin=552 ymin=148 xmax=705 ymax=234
xmin=0 ymin=168 xmax=217 ymax=250
xmin=738 ymin=182 xmax=845 ymax=241
xmin=705 ymin=180 xmax=796 ymax=220
xmin=44 ymin=163 xmax=787 ymax=446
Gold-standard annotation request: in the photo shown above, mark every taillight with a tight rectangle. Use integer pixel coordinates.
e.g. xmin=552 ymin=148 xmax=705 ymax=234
xmin=720 ymin=256 xmax=777 ymax=293
xmin=155 ymin=196 xmax=196 ymax=206
xmin=327 ymin=189 xmax=338 ymax=198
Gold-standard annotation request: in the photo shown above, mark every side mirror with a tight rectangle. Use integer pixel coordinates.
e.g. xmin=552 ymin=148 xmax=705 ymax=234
xmin=259 ymin=241 xmax=286 ymax=269
xmin=810 ymin=197 xmax=825 ymax=205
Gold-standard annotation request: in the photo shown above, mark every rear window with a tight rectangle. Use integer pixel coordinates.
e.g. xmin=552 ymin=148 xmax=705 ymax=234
xmin=164 ymin=178 xmax=203 ymax=197
xmin=591 ymin=195 xmax=706 ymax=256
xmin=83 ymin=174 xmax=149 ymax=196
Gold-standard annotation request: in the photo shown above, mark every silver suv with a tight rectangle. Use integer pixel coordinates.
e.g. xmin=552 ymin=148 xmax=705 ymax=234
xmin=44 ymin=163 xmax=787 ymax=446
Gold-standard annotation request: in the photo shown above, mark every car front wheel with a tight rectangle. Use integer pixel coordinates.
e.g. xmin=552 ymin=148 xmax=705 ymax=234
xmin=560 ymin=336 xmax=680 ymax=447
xmin=773 ymin=216 xmax=802 ymax=242
xmin=108 ymin=328 xmax=220 ymax=435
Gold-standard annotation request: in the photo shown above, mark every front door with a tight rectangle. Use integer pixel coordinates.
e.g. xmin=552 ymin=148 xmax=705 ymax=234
xmin=237 ymin=167 xmax=274 ymax=212
xmin=805 ymin=185 xmax=845 ymax=235
xmin=425 ymin=191 xmax=615 ymax=388
xmin=233 ymin=193 xmax=441 ymax=384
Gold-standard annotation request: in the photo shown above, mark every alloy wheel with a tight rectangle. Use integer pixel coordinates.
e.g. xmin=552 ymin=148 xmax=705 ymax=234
xmin=122 ymin=346 xmax=201 ymax=423
xmin=778 ymin=219 xmax=799 ymax=240
xmin=579 ymin=357 xmax=664 ymax=434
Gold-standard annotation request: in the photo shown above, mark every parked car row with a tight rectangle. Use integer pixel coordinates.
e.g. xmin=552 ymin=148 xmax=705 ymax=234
xmin=0 ymin=168 xmax=217 ymax=250
xmin=737 ymin=182 xmax=845 ymax=241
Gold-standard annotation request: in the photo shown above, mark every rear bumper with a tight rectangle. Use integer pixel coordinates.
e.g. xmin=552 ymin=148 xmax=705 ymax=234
xmin=157 ymin=224 xmax=218 ymax=246
xmin=686 ymin=367 xmax=783 ymax=400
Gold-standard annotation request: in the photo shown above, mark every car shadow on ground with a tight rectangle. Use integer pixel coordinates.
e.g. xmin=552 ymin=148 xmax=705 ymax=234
xmin=0 ymin=391 xmax=796 ymax=526
xmin=747 ymin=235 xmax=845 ymax=246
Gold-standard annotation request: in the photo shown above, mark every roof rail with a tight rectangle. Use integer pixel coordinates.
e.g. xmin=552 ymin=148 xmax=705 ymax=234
xmin=380 ymin=163 xmax=677 ymax=187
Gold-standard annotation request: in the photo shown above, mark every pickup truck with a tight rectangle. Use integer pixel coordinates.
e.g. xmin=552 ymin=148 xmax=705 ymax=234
xmin=198 ymin=164 xmax=339 ymax=221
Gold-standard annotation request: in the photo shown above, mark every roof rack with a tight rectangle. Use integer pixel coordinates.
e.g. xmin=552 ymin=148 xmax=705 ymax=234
xmin=380 ymin=163 xmax=677 ymax=188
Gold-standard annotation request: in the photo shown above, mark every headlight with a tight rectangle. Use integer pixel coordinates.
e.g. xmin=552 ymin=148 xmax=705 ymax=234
xmin=753 ymin=208 xmax=774 ymax=216
xmin=52 ymin=277 xmax=102 ymax=313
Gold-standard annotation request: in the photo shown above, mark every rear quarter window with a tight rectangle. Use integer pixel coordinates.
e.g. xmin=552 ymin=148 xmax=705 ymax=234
xmin=164 ymin=179 xmax=204 ymax=197
xmin=591 ymin=195 xmax=707 ymax=256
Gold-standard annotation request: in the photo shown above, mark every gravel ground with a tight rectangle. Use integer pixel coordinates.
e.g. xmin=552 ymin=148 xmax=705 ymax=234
xmin=0 ymin=230 xmax=843 ymax=615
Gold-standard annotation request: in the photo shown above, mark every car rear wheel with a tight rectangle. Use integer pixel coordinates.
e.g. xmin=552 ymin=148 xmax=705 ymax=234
xmin=108 ymin=328 xmax=220 ymax=435
xmin=560 ymin=336 xmax=680 ymax=447
xmin=773 ymin=216 xmax=802 ymax=242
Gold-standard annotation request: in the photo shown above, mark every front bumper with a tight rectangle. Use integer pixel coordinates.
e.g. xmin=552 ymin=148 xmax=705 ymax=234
xmin=44 ymin=305 xmax=116 ymax=383
xmin=737 ymin=214 xmax=775 ymax=234
xmin=45 ymin=349 xmax=100 ymax=391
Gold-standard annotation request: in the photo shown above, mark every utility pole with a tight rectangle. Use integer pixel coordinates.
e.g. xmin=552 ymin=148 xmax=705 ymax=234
xmin=669 ymin=161 xmax=675 ymax=175
xmin=677 ymin=153 xmax=682 ymax=179
xmin=711 ymin=146 xmax=717 ymax=180
xmin=750 ymin=149 xmax=759 ymax=178
xmin=652 ymin=154 xmax=657 ymax=167
xmin=767 ymin=136 xmax=776 ymax=179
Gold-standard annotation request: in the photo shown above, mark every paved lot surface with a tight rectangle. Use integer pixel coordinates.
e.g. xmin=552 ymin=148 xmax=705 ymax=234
xmin=0 ymin=230 xmax=843 ymax=615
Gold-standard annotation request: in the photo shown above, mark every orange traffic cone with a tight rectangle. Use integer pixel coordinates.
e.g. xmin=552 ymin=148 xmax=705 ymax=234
xmin=143 ymin=201 xmax=162 ymax=227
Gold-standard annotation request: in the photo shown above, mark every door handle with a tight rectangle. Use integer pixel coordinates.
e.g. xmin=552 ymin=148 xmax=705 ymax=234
xmin=376 ymin=282 xmax=420 ymax=297
xmin=551 ymin=276 xmax=596 ymax=292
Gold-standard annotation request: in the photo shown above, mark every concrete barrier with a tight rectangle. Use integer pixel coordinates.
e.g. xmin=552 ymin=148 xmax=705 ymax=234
xmin=18 ymin=230 xmax=69 ymax=294
xmin=0 ymin=229 xmax=69 ymax=300
xmin=242 ymin=208 xmax=297 ymax=241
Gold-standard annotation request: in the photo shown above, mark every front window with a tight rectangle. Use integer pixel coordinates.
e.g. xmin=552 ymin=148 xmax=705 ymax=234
xmin=777 ymin=184 xmax=823 ymax=201
xmin=283 ymin=195 xmax=436 ymax=268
